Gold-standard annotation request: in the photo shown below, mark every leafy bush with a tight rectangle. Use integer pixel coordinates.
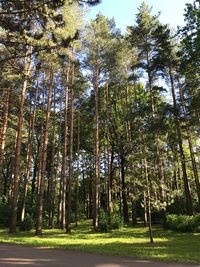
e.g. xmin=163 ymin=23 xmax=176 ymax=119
xmin=110 ymin=213 xmax=123 ymax=229
xmin=164 ymin=214 xmax=200 ymax=232
xmin=19 ymin=214 xmax=34 ymax=231
xmin=98 ymin=210 xmax=123 ymax=232
xmin=98 ymin=209 xmax=109 ymax=232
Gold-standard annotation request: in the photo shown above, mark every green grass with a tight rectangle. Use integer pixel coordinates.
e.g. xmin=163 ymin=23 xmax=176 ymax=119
xmin=0 ymin=221 xmax=200 ymax=264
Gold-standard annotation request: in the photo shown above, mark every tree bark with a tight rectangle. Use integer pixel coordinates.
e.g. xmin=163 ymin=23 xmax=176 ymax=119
xmin=35 ymin=69 xmax=53 ymax=236
xmin=93 ymin=57 xmax=100 ymax=230
xmin=60 ymin=62 xmax=70 ymax=230
xmin=21 ymin=84 xmax=38 ymax=222
xmin=0 ymin=88 xmax=10 ymax=191
xmin=169 ymin=66 xmax=193 ymax=215
xmin=66 ymin=60 xmax=74 ymax=233
xmin=10 ymin=54 xmax=32 ymax=234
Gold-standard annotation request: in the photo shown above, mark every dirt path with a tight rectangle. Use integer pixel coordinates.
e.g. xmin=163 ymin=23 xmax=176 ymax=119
xmin=0 ymin=243 xmax=199 ymax=267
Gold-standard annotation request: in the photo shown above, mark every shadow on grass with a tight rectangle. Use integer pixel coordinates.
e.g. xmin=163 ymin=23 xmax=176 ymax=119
xmin=0 ymin=224 xmax=200 ymax=264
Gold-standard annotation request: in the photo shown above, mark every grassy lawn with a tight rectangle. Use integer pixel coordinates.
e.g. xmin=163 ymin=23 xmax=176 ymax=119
xmin=0 ymin=221 xmax=200 ymax=264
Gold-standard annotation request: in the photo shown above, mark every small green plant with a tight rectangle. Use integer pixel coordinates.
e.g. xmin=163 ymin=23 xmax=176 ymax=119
xmin=19 ymin=214 xmax=34 ymax=231
xmin=110 ymin=213 xmax=123 ymax=229
xmin=98 ymin=209 xmax=109 ymax=232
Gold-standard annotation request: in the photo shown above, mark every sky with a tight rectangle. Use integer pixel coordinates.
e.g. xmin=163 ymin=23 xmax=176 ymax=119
xmin=86 ymin=0 xmax=194 ymax=32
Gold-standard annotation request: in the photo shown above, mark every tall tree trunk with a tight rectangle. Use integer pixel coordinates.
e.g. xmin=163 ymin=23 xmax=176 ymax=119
xmin=60 ymin=63 xmax=70 ymax=230
xmin=178 ymin=80 xmax=200 ymax=207
xmin=21 ymin=84 xmax=38 ymax=222
xmin=169 ymin=66 xmax=193 ymax=215
xmin=125 ymin=74 xmax=137 ymax=225
xmin=10 ymin=55 xmax=32 ymax=234
xmin=66 ymin=60 xmax=74 ymax=233
xmin=35 ymin=69 xmax=53 ymax=236
xmin=57 ymin=92 xmax=63 ymax=226
xmin=93 ymin=58 xmax=100 ymax=230
xmin=75 ymin=88 xmax=81 ymax=227
xmin=0 ymin=88 xmax=10 ymax=191
xmin=48 ymin=85 xmax=57 ymax=228
xmin=105 ymin=66 xmax=112 ymax=216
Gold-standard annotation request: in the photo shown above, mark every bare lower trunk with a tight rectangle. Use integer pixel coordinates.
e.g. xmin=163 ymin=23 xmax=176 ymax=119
xmin=94 ymin=59 xmax=100 ymax=230
xmin=169 ymin=67 xmax=193 ymax=215
xmin=35 ymin=70 xmax=53 ymax=236
xmin=10 ymin=56 xmax=32 ymax=234
xmin=143 ymin=157 xmax=154 ymax=243
xmin=60 ymin=63 xmax=70 ymax=230
xmin=66 ymin=60 xmax=74 ymax=233
xmin=48 ymin=86 xmax=57 ymax=228
xmin=178 ymin=80 xmax=200 ymax=207
xmin=21 ymin=85 xmax=38 ymax=222
xmin=75 ymin=89 xmax=81 ymax=227
xmin=0 ymin=88 xmax=10 ymax=191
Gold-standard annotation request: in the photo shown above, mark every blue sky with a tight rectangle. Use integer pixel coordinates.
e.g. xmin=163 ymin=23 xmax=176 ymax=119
xmin=86 ymin=0 xmax=194 ymax=31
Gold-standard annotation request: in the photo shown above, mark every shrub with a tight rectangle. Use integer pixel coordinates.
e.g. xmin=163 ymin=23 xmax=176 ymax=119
xmin=98 ymin=209 xmax=109 ymax=232
xmin=19 ymin=214 xmax=34 ymax=231
xmin=164 ymin=214 xmax=200 ymax=232
xmin=110 ymin=213 xmax=123 ymax=229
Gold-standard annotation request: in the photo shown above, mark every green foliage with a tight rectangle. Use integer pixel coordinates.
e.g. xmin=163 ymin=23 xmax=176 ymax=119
xmin=110 ymin=213 xmax=123 ymax=229
xmin=19 ymin=214 xmax=34 ymax=232
xmin=98 ymin=209 xmax=109 ymax=232
xmin=164 ymin=214 xmax=200 ymax=232
xmin=98 ymin=210 xmax=123 ymax=232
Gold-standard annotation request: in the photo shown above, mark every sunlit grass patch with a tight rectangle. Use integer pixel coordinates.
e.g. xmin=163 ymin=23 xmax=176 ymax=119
xmin=0 ymin=221 xmax=200 ymax=264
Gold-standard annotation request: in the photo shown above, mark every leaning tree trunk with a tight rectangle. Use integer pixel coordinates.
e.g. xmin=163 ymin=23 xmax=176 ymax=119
xmin=10 ymin=54 xmax=32 ymax=234
xmin=169 ymin=66 xmax=193 ymax=215
xmin=35 ymin=69 xmax=53 ymax=236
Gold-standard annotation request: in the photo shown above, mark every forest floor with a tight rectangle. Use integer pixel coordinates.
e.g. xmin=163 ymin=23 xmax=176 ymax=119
xmin=0 ymin=221 xmax=200 ymax=264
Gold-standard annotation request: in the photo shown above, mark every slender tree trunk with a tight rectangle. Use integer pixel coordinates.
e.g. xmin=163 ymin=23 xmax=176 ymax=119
xmin=35 ymin=69 xmax=53 ymax=236
xmin=143 ymin=156 xmax=154 ymax=243
xmin=75 ymin=89 xmax=81 ymax=227
xmin=105 ymin=66 xmax=112 ymax=216
xmin=93 ymin=57 xmax=100 ymax=230
xmin=120 ymin=148 xmax=129 ymax=223
xmin=48 ymin=86 xmax=57 ymax=228
xmin=0 ymin=88 xmax=10 ymax=191
xmin=66 ymin=60 xmax=74 ymax=233
xmin=169 ymin=67 xmax=193 ymax=215
xmin=21 ymin=84 xmax=38 ymax=222
xmin=178 ymin=80 xmax=200 ymax=207
xmin=10 ymin=55 xmax=32 ymax=234
xmin=60 ymin=63 xmax=70 ymax=230
xmin=57 ymin=92 xmax=63 ymax=226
